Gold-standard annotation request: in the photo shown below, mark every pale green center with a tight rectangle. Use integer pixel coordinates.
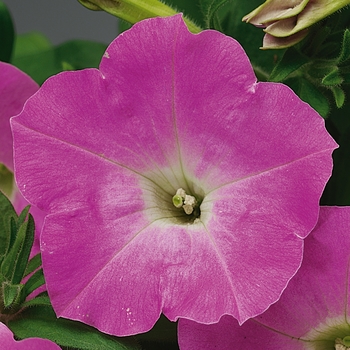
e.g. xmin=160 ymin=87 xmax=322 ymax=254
xmin=303 ymin=316 xmax=350 ymax=350
xmin=140 ymin=166 xmax=210 ymax=226
xmin=335 ymin=336 xmax=350 ymax=350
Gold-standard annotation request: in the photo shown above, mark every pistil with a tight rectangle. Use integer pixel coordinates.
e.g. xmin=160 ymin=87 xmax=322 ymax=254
xmin=335 ymin=337 xmax=350 ymax=350
xmin=172 ymin=188 xmax=197 ymax=215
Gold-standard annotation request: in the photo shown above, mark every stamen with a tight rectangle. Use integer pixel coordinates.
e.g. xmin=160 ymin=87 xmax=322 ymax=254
xmin=172 ymin=188 xmax=197 ymax=215
xmin=172 ymin=194 xmax=183 ymax=208
xmin=335 ymin=337 xmax=350 ymax=350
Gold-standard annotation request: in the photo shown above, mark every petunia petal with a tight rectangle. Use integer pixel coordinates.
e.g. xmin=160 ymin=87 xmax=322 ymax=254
xmin=178 ymin=314 xmax=305 ymax=350
xmin=0 ymin=62 xmax=44 ymax=257
xmin=0 ymin=322 xmax=60 ymax=349
xmin=0 ymin=62 xmax=38 ymax=172
xmin=179 ymin=81 xmax=335 ymax=188
xmin=11 ymin=15 xmax=337 ymax=336
xmin=178 ymin=206 xmax=350 ymax=349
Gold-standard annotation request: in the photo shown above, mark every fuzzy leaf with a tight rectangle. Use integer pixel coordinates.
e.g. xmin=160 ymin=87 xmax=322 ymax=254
xmin=0 ymin=191 xmax=17 ymax=264
xmin=331 ymin=86 xmax=346 ymax=108
xmin=9 ymin=217 xmax=17 ymax=252
xmin=1 ymin=214 xmax=34 ymax=285
xmin=0 ymin=216 xmax=10 ymax=265
xmin=24 ymin=253 xmax=42 ymax=277
xmin=322 ymin=67 xmax=343 ymax=86
xmin=199 ymin=0 xmax=230 ymax=29
xmin=338 ymin=29 xmax=350 ymax=63
xmin=21 ymin=293 xmax=51 ymax=308
xmin=16 ymin=205 xmax=30 ymax=232
xmin=2 ymin=282 xmax=23 ymax=308
xmin=161 ymin=0 xmax=205 ymax=27
xmin=23 ymin=268 xmax=45 ymax=296
xmin=11 ymin=214 xmax=35 ymax=285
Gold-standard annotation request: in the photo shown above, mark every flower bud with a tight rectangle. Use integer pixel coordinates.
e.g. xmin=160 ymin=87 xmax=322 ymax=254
xmin=78 ymin=0 xmax=202 ymax=33
xmin=243 ymin=0 xmax=350 ymax=49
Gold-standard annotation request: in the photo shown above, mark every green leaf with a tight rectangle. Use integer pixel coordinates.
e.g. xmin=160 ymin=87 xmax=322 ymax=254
xmin=9 ymin=305 xmax=141 ymax=350
xmin=269 ymin=47 xmax=309 ymax=82
xmin=309 ymin=63 xmax=338 ymax=80
xmin=211 ymin=11 xmax=223 ymax=32
xmin=0 ymin=1 xmax=14 ymax=62
xmin=289 ymin=77 xmax=330 ymax=118
xmin=118 ymin=19 xmax=132 ymax=33
xmin=338 ymin=29 xmax=350 ymax=63
xmin=0 ymin=191 xmax=17 ymax=264
xmin=9 ymin=217 xmax=17 ymax=252
xmin=0 ymin=217 xmax=9 ymax=266
xmin=61 ymin=61 xmax=75 ymax=71
xmin=11 ymin=32 xmax=54 ymax=84
xmin=23 ymin=268 xmax=45 ymax=296
xmin=13 ymin=32 xmax=52 ymax=57
xmin=326 ymin=92 xmax=350 ymax=134
xmin=331 ymin=86 xmax=346 ymax=108
xmin=17 ymin=205 xmax=30 ymax=228
xmin=24 ymin=253 xmax=42 ymax=277
xmin=12 ymin=38 xmax=107 ymax=85
xmin=322 ymin=67 xmax=343 ymax=86
xmin=1 ymin=214 xmax=34 ymax=285
xmin=2 ymin=282 xmax=23 ymax=308
xmin=21 ymin=292 xmax=51 ymax=308
xmin=12 ymin=214 xmax=35 ymax=285
xmin=199 ymin=0 xmax=230 ymax=29
xmin=55 ymin=40 xmax=107 ymax=70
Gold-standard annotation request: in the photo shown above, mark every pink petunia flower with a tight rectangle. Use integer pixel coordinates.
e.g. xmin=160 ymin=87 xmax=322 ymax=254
xmin=0 ymin=61 xmax=38 ymax=173
xmin=11 ymin=15 xmax=337 ymax=336
xmin=0 ymin=62 xmax=44 ymax=255
xmin=0 ymin=322 xmax=59 ymax=349
xmin=178 ymin=206 xmax=350 ymax=350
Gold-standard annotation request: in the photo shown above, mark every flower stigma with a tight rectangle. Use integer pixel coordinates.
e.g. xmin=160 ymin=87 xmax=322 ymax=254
xmin=172 ymin=188 xmax=198 ymax=215
xmin=335 ymin=336 xmax=350 ymax=350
